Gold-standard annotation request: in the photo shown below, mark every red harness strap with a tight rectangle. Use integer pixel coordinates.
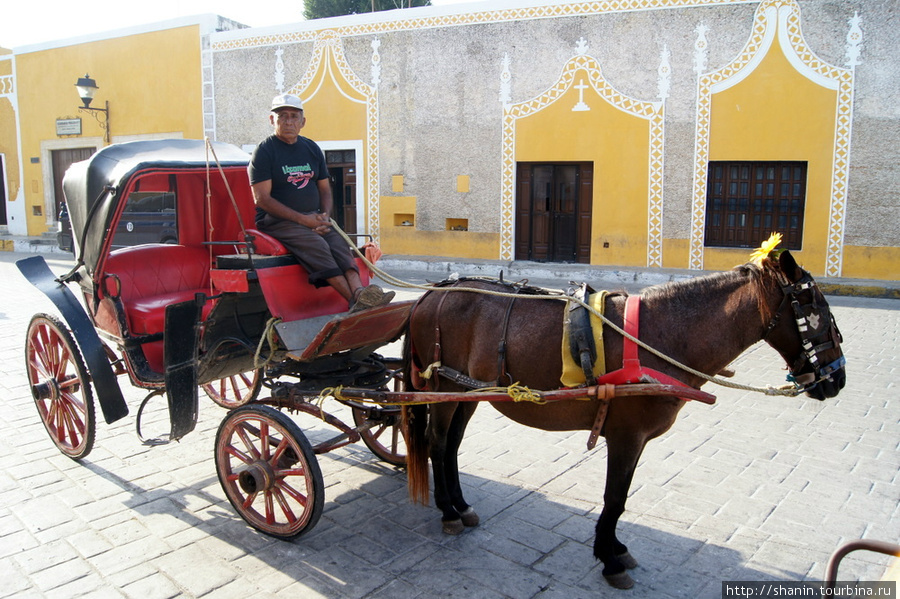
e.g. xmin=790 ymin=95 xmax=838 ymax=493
xmin=596 ymin=295 xmax=695 ymax=391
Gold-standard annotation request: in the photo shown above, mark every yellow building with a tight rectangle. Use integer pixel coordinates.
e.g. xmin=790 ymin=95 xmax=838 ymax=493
xmin=0 ymin=15 xmax=245 ymax=237
xmin=3 ymin=1 xmax=897 ymax=282
xmin=209 ymin=0 xmax=896 ymax=281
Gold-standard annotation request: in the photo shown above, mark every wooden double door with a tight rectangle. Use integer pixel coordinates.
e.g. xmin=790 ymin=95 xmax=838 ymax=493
xmin=515 ymin=162 xmax=592 ymax=263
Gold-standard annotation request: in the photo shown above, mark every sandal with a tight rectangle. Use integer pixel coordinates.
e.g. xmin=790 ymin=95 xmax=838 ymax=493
xmin=349 ymin=284 xmax=395 ymax=313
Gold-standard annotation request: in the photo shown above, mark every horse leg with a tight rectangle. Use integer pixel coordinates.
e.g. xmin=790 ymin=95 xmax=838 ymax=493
xmin=441 ymin=402 xmax=480 ymax=532
xmin=594 ymin=433 xmax=646 ymax=590
xmin=427 ymin=402 xmax=476 ymax=534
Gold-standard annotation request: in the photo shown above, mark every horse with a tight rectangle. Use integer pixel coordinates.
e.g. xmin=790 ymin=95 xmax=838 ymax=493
xmin=402 ymin=249 xmax=846 ymax=589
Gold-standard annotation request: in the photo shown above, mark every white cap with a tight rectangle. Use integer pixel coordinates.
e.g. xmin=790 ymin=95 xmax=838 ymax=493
xmin=271 ymin=94 xmax=303 ymax=112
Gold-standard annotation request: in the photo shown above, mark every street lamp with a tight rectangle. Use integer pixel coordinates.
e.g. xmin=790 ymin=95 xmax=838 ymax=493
xmin=75 ymin=74 xmax=110 ymax=144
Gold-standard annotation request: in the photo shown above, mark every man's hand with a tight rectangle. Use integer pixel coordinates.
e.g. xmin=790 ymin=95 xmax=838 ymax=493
xmin=310 ymin=212 xmax=331 ymax=235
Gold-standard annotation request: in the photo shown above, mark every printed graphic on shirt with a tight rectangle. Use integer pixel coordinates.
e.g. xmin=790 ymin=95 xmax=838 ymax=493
xmin=283 ymin=163 xmax=314 ymax=189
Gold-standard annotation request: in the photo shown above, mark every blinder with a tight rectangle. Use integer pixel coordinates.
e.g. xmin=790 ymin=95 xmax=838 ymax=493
xmin=766 ymin=271 xmax=846 ymax=392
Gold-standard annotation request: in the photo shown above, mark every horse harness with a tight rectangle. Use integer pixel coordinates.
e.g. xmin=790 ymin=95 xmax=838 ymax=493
xmin=765 ymin=269 xmax=845 ymax=390
xmin=409 ymin=277 xmax=541 ymax=392
xmin=409 ymin=280 xmax=701 ymax=450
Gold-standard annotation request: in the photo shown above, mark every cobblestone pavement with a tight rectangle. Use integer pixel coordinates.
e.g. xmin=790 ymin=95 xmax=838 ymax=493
xmin=0 ymin=251 xmax=897 ymax=598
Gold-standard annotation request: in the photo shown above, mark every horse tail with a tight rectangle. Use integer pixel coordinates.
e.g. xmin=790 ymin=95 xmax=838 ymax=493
xmin=401 ymin=323 xmax=431 ymax=505
xmin=403 ymin=404 xmax=430 ymax=505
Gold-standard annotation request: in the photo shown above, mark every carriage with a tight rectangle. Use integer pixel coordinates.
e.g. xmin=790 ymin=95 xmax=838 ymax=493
xmin=18 ymin=138 xmax=417 ymax=537
xmin=19 ymin=138 xmax=847 ymax=588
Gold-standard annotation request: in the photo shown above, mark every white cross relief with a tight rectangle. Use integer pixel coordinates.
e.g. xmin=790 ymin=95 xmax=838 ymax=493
xmin=573 ymin=79 xmax=590 ymax=111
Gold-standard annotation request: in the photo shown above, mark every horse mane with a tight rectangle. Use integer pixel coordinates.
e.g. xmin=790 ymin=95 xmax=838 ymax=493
xmin=640 ymin=259 xmax=781 ymax=326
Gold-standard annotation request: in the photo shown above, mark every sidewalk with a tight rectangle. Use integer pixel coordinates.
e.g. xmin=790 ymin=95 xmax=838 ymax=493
xmin=4 ymin=233 xmax=897 ymax=299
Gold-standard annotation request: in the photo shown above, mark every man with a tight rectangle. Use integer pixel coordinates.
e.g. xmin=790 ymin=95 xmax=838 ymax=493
xmin=249 ymin=94 xmax=393 ymax=312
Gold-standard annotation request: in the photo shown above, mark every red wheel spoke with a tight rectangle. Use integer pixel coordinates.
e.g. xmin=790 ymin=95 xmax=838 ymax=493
xmin=242 ymin=491 xmax=258 ymax=510
xmin=278 ymin=479 xmax=309 ymax=508
xmin=264 ymin=489 xmax=275 ymax=525
xmin=225 ymin=442 xmax=253 ymax=465
xmin=272 ymin=486 xmax=298 ymax=524
xmin=235 ymin=424 xmax=261 ymax=460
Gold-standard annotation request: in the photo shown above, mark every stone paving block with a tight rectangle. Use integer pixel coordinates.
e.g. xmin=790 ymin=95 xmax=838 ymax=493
xmin=3 ymin=253 xmax=898 ymax=597
xmin=119 ymin=574 xmax=182 ymax=599
xmin=152 ymin=545 xmax=239 ymax=597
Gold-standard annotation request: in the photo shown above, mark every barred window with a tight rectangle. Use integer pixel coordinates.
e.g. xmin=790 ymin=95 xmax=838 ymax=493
xmin=704 ymin=161 xmax=806 ymax=250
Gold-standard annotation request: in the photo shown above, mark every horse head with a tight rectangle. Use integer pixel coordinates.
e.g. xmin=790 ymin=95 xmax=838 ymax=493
xmin=759 ymin=250 xmax=846 ymax=400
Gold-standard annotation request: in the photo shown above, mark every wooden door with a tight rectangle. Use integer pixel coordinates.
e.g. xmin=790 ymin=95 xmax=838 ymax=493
xmin=52 ymin=147 xmax=95 ymax=218
xmin=515 ymin=163 xmax=592 ymax=263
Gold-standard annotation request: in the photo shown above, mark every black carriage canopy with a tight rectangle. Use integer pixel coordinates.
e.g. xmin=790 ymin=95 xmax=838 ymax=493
xmin=62 ymin=138 xmax=251 ymax=276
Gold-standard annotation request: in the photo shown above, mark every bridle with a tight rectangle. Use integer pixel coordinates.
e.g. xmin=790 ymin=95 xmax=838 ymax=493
xmin=764 ymin=269 xmax=846 ymax=392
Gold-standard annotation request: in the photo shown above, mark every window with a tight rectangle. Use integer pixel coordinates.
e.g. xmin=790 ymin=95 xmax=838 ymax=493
xmin=704 ymin=161 xmax=806 ymax=250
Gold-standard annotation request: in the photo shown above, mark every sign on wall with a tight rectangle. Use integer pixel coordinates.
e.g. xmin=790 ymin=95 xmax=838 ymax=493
xmin=56 ymin=118 xmax=82 ymax=136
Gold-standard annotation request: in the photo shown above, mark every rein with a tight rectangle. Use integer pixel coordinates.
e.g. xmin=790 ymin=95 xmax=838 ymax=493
xmin=333 ymin=224 xmax=825 ymax=398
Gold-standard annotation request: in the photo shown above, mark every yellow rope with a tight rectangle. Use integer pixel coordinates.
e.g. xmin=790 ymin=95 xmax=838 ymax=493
xmin=420 ymin=361 xmax=441 ymax=380
xmin=253 ymin=316 xmax=283 ymax=369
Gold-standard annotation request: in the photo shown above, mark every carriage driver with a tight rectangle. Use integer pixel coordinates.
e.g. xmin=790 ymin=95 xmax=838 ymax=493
xmin=249 ymin=94 xmax=394 ymax=312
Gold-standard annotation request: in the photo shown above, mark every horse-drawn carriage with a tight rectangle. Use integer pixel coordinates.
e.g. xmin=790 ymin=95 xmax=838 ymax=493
xmin=19 ymin=138 xmax=847 ymax=588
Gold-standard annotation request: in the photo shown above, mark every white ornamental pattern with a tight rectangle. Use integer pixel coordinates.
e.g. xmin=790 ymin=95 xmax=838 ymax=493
xmin=286 ymin=30 xmax=381 ymax=242
xmin=212 ymin=0 xmax=748 ymax=51
xmin=688 ymin=0 xmax=856 ymax=275
xmin=501 ymin=53 xmax=664 ymax=263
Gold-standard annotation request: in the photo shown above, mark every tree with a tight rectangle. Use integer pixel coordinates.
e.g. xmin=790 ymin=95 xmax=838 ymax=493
xmin=304 ymin=0 xmax=431 ymax=20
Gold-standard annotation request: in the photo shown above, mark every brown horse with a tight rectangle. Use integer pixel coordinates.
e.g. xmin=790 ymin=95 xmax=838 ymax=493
xmin=403 ymin=250 xmax=845 ymax=589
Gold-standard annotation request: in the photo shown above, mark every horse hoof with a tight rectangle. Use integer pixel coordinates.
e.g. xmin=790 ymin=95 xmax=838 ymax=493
xmin=442 ymin=519 xmax=464 ymax=535
xmin=460 ymin=507 xmax=480 ymax=528
xmin=604 ymin=571 xmax=635 ymax=590
xmin=616 ymin=551 xmax=638 ymax=570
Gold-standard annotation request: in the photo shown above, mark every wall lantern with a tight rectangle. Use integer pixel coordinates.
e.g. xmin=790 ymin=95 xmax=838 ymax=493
xmin=75 ymin=74 xmax=110 ymax=144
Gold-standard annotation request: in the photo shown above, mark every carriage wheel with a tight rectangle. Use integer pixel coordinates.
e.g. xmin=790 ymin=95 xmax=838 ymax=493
xmin=202 ymin=368 xmax=262 ymax=409
xmin=351 ymin=406 xmax=407 ymax=466
xmin=215 ymin=404 xmax=324 ymax=540
xmin=25 ymin=314 xmax=95 ymax=460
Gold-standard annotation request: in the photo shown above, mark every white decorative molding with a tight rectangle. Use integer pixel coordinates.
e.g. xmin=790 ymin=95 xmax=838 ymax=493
xmin=500 ymin=53 xmax=664 ymax=264
xmin=844 ymin=12 xmax=863 ymax=69
xmin=274 ymin=48 xmax=285 ymax=93
xmin=289 ymin=30 xmax=381 ymax=240
xmin=499 ymin=52 xmax=512 ymax=107
xmin=572 ymin=79 xmax=590 ymax=111
xmin=371 ymin=37 xmax=382 ymax=88
xmin=657 ymin=45 xmax=671 ymax=101
xmin=688 ymin=0 xmax=856 ymax=275
xmin=574 ymin=37 xmax=589 ymax=56
xmin=693 ymin=23 xmax=709 ymax=76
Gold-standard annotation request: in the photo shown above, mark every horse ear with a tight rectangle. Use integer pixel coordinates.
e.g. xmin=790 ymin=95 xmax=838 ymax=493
xmin=778 ymin=250 xmax=802 ymax=281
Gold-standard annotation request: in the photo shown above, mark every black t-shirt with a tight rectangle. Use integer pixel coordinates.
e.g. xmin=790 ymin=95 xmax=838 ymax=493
xmin=249 ymin=134 xmax=330 ymax=223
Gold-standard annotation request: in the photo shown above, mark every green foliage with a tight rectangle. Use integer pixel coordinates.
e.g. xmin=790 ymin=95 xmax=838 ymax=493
xmin=303 ymin=0 xmax=432 ymax=20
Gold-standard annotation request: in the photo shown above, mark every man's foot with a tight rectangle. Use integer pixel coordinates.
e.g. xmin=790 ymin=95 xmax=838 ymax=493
xmin=349 ymin=285 xmax=395 ymax=313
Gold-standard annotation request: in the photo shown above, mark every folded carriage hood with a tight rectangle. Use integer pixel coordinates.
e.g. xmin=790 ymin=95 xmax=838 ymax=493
xmin=62 ymin=139 xmax=250 ymax=276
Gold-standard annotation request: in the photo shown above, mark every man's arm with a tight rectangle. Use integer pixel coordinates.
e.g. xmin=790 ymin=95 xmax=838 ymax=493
xmin=317 ymin=178 xmax=334 ymax=217
xmin=251 ymin=179 xmax=324 ymax=230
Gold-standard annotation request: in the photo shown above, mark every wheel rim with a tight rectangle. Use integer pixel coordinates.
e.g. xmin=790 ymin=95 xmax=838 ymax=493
xmin=215 ymin=407 xmax=322 ymax=538
xmin=202 ymin=369 xmax=262 ymax=409
xmin=26 ymin=315 xmax=94 ymax=459
xmin=352 ymin=407 xmax=407 ymax=466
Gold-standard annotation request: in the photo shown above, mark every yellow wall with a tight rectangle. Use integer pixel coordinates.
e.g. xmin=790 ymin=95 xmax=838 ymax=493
xmin=704 ymin=34 xmax=837 ymax=274
xmin=515 ymin=70 xmax=651 ymax=267
xmin=15 ymin=25 xmax=205 ymax=235
xmin=0 ymin=56 xmax=19 ymax=214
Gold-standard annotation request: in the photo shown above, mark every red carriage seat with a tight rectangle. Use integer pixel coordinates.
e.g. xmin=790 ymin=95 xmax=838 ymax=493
xmin=210 ymin=228 xmax=371 ymax=322
xmin=100 ymin=244 xmax=214 ymax=336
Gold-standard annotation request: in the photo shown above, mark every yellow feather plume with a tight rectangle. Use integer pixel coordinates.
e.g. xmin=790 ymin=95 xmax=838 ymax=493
xmin=750 ymin=232 xmax=783 ymax=265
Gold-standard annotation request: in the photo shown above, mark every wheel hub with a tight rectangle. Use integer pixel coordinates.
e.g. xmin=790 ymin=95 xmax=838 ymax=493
xmin=32 ymin=378 xmax=60 ymax=401
xmin=238 ymin=461 xmax=275 ymax=495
